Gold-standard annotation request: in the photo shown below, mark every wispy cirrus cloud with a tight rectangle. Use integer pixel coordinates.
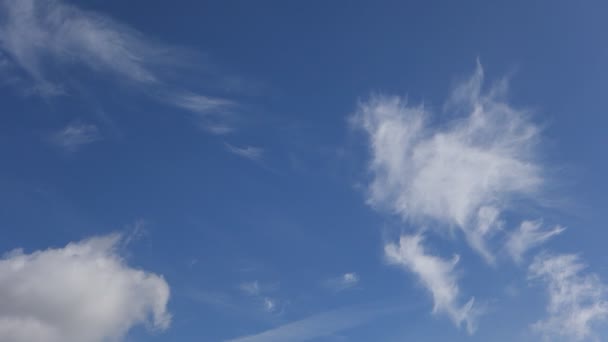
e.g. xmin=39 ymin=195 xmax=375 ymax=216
xmin=352 ymin=62 xmax=579 ymax=335
xmin=529 ymin=253 xmax=608 ymax=340
xmin=353 ymin=61 xmax=543 ymax=264
xmin=506 ymin=221 xmax=565 ymax=263
xmin=238 ymin=280 xmax=281 ymax=313
xmin=324 ymin=272 xmax=360 ymax=292
xmin=225 ymin=302 xmax=406 ymax=342
xmin=239 ymin=281 xmax=262 ymax=296
xmin=170 ymin=92 xmax=238 ymax=134
xmin=0 ymin=234 xmax=171 ymax=342
xmin=385 ymin=234 xmax=479 ymax=334
xmin=0 ymin=0 xmax=242 ymax=132
xmin=226 ymin=143 xmax=264 ymax=161
xmin=0 ymin=0 xmax=166 ymax=92
xmin=49 ymin=122 xmax=101 ymax=152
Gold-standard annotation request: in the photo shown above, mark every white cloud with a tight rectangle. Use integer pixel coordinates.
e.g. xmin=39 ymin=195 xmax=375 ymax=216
xmin=0 ymin=0 xmax=237 ymax=130
xmin=385 ymin=234 xmax=478 ymax=333
xmin=342 ymin=272 xmax=359 ymax=286
xmin=50 ymin=122 xmax=101 ymax=152
xmin=170 ymin=92 xmax=238 ymax=133
xmin=240 ymin=281 xmax=261 ymax=296
xmin=226 ymin=143 xmax=264 ymax=161
xmin=353 ymin=62 xmax=542 ymax=263
xmin=237 ymin=280 xmax=281 ymax=314
xmin=529 ymin=253 xmax=608 ymax=341
xmin=172 ymin=92 xmax=237 ymax=116
xmin=0 ymin=0 xmax=164 ymax=89
xmin=225 ymin=303 xmax=403 ymax=342
xmin=506 ymin=221 xmax=564 ymax=263
xmin=263 ymin=298 xmax=276 ymax=312
xmin=0 ymin=234 xmax=171 ymax=342
xmin=324 ymin=272 xmax=360 ymax=292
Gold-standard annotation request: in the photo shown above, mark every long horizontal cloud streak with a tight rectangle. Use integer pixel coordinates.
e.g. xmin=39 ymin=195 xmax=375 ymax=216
xmin=354 ymin=62 xmax=542 ymax=263
xmin=0 ymin=234 xmax=171 ymax=342
xmin=226 ymin=303 xmax=406 ymax=342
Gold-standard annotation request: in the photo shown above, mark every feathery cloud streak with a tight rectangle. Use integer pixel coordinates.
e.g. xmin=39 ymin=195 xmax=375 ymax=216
xmin=50 ymin=122 xmax=101 ymax=152
xmin=529 ymin=254 xmax=608 ymax=341
xmin=0 ymin=0 xmax=238 ymax=131
xmin=506 ymin=221 xmax=565 ymax=263
xmin=226 ymin=303 xmax=405 ymax=342
xmin=385 ymin=235 xmax=478 ymax=333
xmin=353 ymin=62 xmax=542 ymax=263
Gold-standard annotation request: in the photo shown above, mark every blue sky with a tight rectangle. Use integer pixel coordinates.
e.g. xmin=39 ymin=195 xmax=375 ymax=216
xmin=1 ymin=1 xmax=608 ymax=341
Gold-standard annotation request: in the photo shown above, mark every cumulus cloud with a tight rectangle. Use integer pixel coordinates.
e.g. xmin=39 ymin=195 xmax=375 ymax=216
xmin=0 ymin=234 xmax=171 ymax=342
xmin=385 ymin=234 xmax=478 ymax=333
xmin=353 ymin=62 xmax=542 ymax=263
xmin=529 ymin=254 xmax=608 ymax=341
xmin=506 ymin=221 xmax=565 ymax=263
xmin=50 ymin=122 xmax=101 ymax=152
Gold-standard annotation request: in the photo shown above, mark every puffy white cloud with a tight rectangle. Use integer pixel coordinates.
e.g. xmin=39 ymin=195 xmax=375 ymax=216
xmin=529 ymin=253 xmax=608 ymax=340
xmin=385 ymin=234 xmax=478 ymax=333
xmin=506 ymin=221 xmax=564 ymax=263
xmin=353 ymin=62 xmax=542 ymax=263
xmin=0 ymin=234 xmax=171 ymax=342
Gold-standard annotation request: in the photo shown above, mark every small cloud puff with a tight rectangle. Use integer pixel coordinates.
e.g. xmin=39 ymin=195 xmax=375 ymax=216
xmin=324 ymin=272 xmax=360 ymax=292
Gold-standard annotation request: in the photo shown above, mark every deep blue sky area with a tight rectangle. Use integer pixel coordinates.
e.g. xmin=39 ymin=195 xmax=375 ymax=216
xmin=0 ymin=1 xmax=607 ymax=342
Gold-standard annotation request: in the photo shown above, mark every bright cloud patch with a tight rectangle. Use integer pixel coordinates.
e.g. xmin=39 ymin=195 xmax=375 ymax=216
xmin=385 ymin=234 xmax=478 ymax=333
xmin=529 ymin=253 xmax=608 ymax=340
xmin=354 ymin=63 xmax=542 ymax=263
xmin=506 ymin=221 xmax=564 ymax=263
xmin=0 ymin=234 xmax=171 ymax=342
